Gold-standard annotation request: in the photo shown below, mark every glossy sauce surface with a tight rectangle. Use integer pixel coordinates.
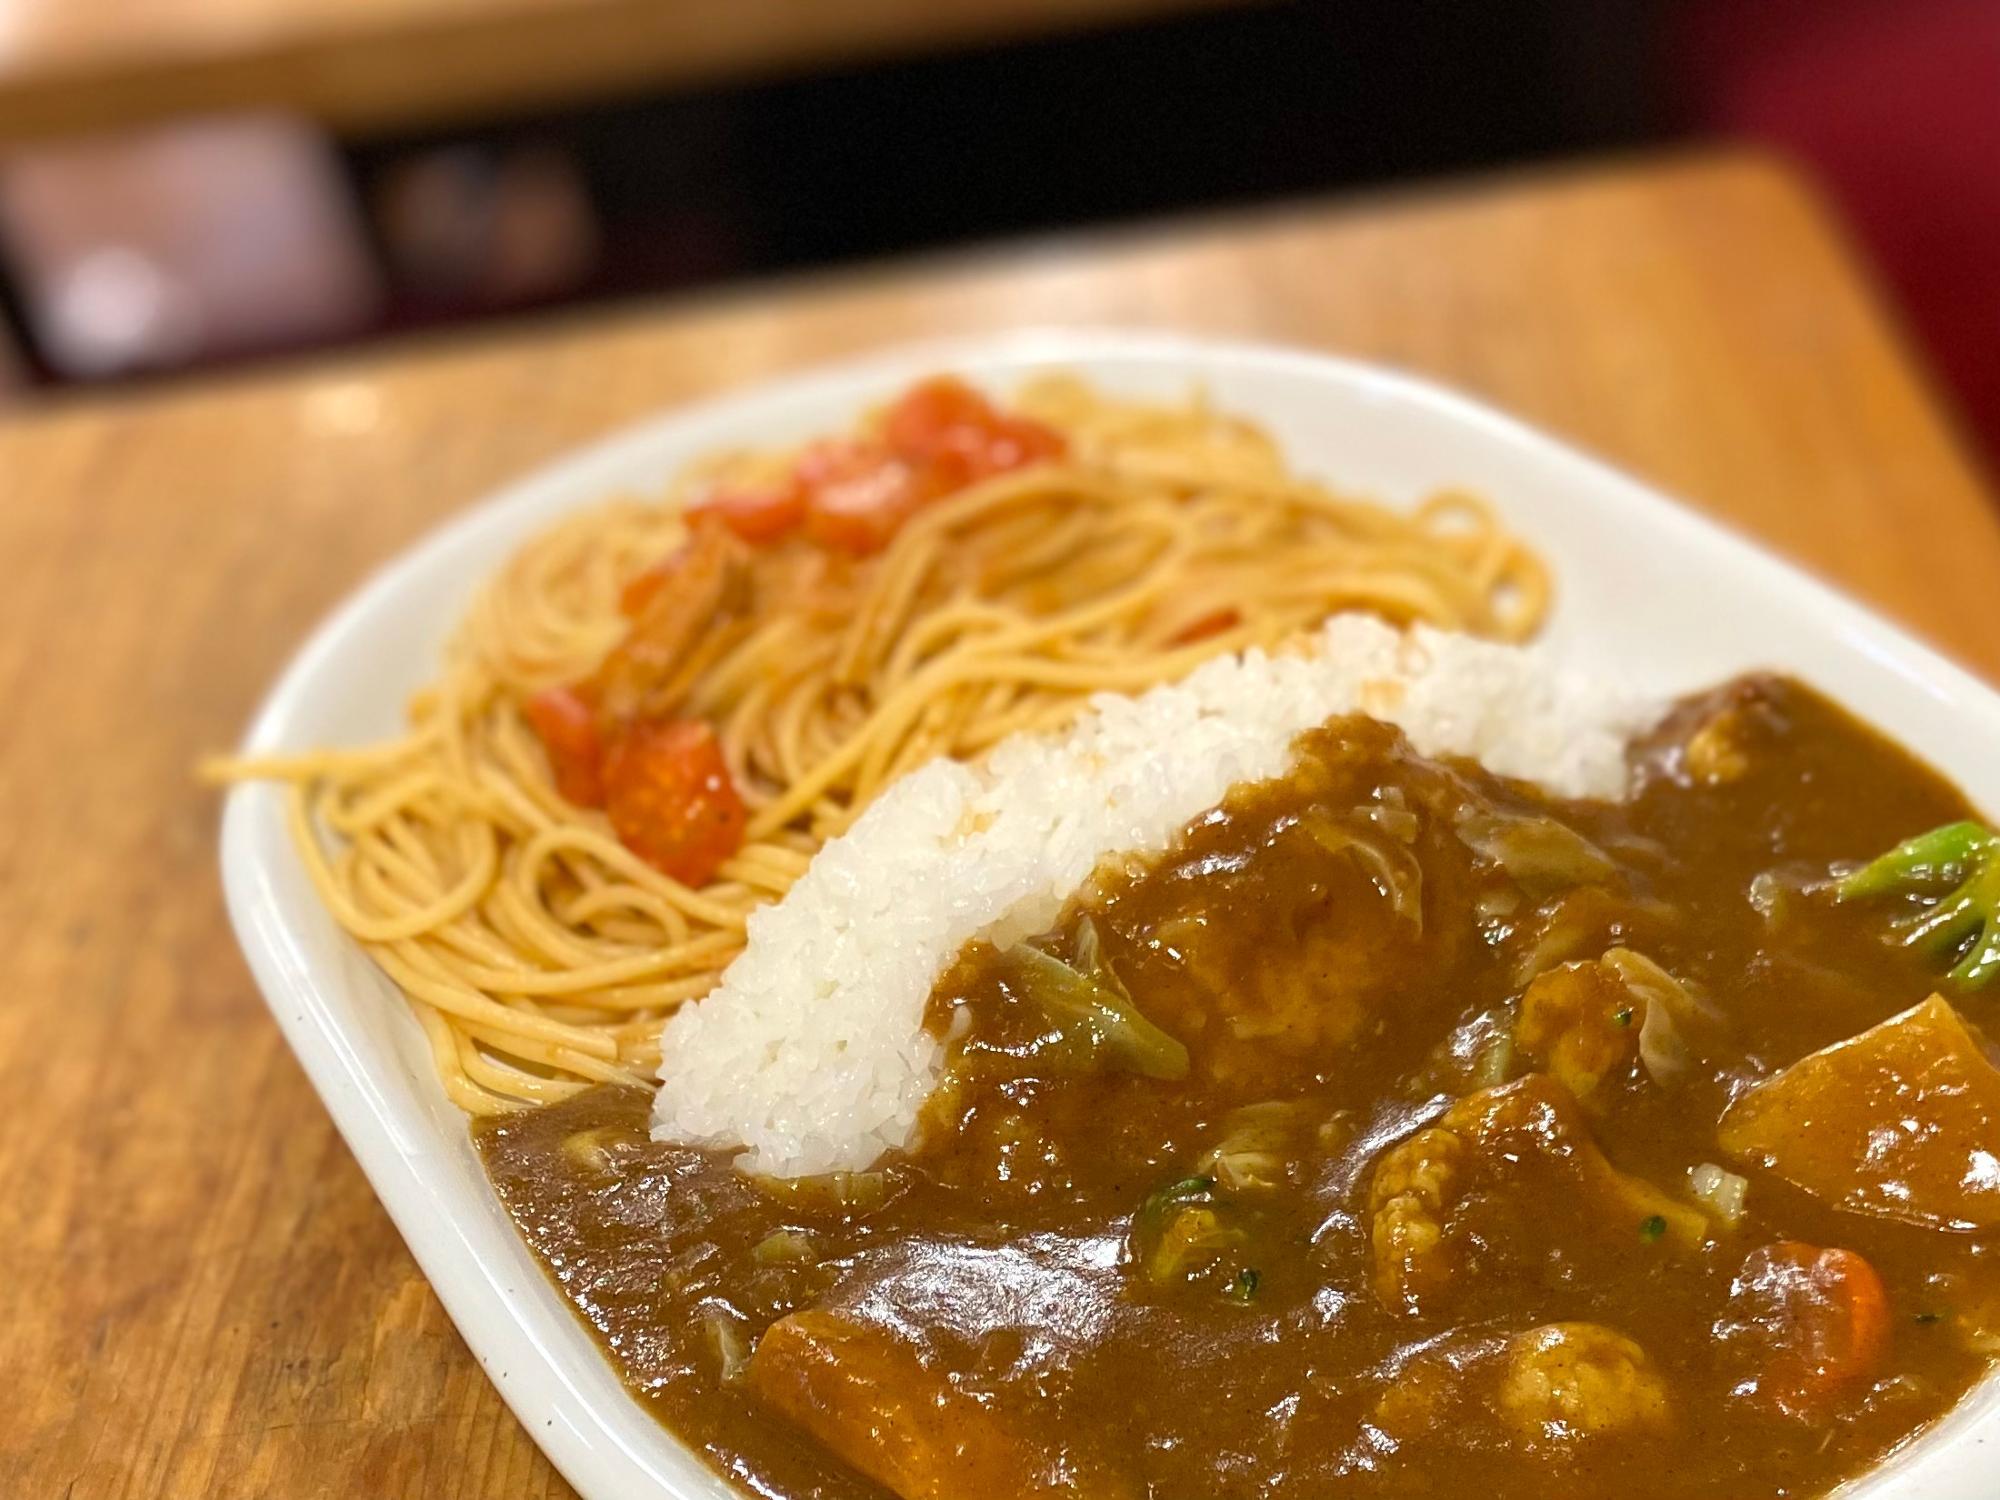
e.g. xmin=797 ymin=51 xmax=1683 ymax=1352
xmin=479 ymin=678 xmax=2000 ymax=1499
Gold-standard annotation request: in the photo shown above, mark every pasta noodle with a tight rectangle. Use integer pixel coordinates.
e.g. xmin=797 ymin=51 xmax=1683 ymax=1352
xmin=209 ymin=375 xmax=1549 ymax=1115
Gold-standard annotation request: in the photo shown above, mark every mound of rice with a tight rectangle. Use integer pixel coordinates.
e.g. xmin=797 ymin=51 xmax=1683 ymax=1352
xmin=652 ymin=614 xmax=1658 ymax=1176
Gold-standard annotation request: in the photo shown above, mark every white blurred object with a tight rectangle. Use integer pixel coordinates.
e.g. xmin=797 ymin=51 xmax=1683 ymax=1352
xmin=48 ymin=246 xmax=202 ymax=375
xmin=0 ymin=115 xmax=381 ymax=378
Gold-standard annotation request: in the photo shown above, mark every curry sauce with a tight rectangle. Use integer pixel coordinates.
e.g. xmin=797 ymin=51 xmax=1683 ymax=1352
xmin=479 ymin=677 xmax=2000 ymax=1499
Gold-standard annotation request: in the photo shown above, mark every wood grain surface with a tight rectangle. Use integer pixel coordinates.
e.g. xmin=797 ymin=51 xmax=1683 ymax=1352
xmin=5 ymin=152 xmax=1999 ymax=1500
xmin=0 ymin=0 xmax=1247 ymax=143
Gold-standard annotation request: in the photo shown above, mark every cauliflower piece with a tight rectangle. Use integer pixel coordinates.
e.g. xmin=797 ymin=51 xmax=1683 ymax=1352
xmin=1368 ymin=1126 xmax=1466 ymax=1314
xmin=1515 ymin=959 xmax=1637 ymax=1103
xmin=1498 ymin=1322 xmax=1672 ymax=1445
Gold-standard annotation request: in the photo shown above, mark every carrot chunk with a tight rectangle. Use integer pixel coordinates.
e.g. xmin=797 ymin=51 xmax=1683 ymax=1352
xmin=1717 ymin=1240 xmax=1891 ymax=1421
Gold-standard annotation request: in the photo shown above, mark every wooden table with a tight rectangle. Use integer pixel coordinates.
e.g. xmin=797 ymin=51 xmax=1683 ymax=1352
xmin=6 ymin=152 xmax=1999 ymax=1499
xmin=0 ymin=0 xmax=1244 ymax=144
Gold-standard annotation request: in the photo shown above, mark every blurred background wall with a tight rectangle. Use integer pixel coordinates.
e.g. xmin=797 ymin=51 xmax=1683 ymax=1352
xmin=0 ymin=0 xmax=1991 ymax=461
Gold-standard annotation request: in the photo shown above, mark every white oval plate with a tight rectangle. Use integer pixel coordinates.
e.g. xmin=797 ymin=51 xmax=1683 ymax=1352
xmin=220 ymin=330 xmax=2000 ymax=1499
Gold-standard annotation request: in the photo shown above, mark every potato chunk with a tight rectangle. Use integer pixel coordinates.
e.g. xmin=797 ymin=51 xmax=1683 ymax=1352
xmin=1719 ymin=996 xmax=2000 ymax=1230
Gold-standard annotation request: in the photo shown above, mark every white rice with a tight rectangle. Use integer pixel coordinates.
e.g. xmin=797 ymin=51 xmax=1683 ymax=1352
xmin=652 ymin=614 xmax=1658 ymax=1176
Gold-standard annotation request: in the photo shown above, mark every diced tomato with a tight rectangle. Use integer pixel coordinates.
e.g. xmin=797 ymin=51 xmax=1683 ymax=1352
xmin=1169 ymin=607 xmax=1242 ymax=645
xmin=882 ymin=375 xmax=995 ymax=456
xmin=525 ymin=684 xmax=605 ymax=807
xmin=601 ymin=719 xmax=747 ymax=886
xmin=688 ymin=479 xmax=808 ymax=545
xmin=1717 ymin=1241 xmax=1891 ymax=1421
xmin=796 ymin=439 xmax=939 ymax=556
xmin=882 ymin=375 xmax=1065 ymax=482
xmin=751 ymin=380 xmax=1072 ymax=557
xmin=974 ymin=413 xmax=1066 ymax=475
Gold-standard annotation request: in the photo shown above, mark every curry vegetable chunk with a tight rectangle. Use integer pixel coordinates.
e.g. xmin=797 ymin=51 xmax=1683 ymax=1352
xmin=1368 ymin=1074 xmax=1706 ymax=1317
xmin=1498 ymin=1323 xmax=1674 ymax=1444
xmin=1838 ymin=820 xmax=2000 ymax=987
xmin=749 ymin=1307 xmax=1134 ymax=1500
xmin=1370 ymin=1125 xmax=1466 ymax=1313
xmin=1515 ymin=958 xmax=1639 ymax=1103
xmin=1719 ymin=996 xmax=2000 ymax=1230
xmin=480 ymin=678 xmax=2000 ymax=1500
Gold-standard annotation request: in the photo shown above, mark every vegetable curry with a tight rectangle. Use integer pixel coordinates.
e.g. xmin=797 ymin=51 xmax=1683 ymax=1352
xmin=480 ymin=676 xmax=2000 ymax=1499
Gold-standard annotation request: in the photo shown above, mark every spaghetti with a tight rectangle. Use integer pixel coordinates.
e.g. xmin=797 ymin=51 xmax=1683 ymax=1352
xmin=210 ymin=374 xmax=1549 ymax=1115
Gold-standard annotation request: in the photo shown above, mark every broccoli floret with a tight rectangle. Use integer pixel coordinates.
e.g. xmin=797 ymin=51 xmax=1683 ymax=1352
xmin=1838 ymin=821 xmax=2000 ymax=987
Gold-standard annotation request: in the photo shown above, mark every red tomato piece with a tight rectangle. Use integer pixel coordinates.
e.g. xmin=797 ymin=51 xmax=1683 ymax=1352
xmin=601 ymin=719 xmax=747 ymax=887
xmin=883 ymin=375 xmax=995 ymax=455
xmin=524 ymin=684 xmax=605 ymax=807
xmin=796 ymin=439 xmax=937 ymax=556
xmin=973 ymin=414 xmax=1066 ymax=476
xmin=1715 ymin=1241 xmax=1891 ymax=1421
xmin=882 ymin=375 xmax=1065 ymax=481
xmin=784 ymin=381 xmax=1070 ymax=556
xmin=688 ymin=480 xmax=807 ymax=546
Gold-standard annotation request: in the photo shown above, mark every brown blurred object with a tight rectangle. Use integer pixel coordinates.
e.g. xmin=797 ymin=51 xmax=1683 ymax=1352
xmin=0 ymin=0 xmax=1256 ymax=144
xmin=0 ymin=117 xmax=380 ymax=376
xmin=373 ymin=144 xmax=599 ymax=308
xmin=0 ymin=317 xmax=22 ymax=399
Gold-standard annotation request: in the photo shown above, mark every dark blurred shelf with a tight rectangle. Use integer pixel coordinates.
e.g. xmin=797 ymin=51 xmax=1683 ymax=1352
xmin=0 ymin=0 xmax=1260 ymax=144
